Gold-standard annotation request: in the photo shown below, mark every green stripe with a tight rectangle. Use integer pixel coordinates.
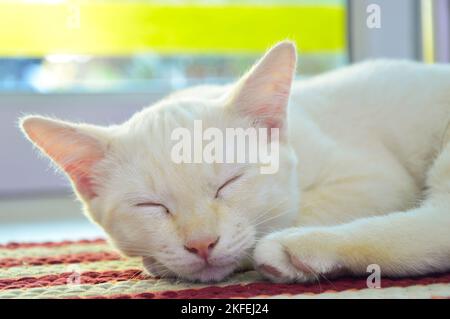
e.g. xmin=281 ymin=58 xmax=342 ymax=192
xmin=0 ymin=258 xmax=141 ymax=280
xmin=0 ymin=244 xmax=112 ymax=259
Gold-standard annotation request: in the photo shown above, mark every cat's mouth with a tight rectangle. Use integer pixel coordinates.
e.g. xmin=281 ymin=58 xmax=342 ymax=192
xmin=142 ymin=256 xmax=238 ymax=282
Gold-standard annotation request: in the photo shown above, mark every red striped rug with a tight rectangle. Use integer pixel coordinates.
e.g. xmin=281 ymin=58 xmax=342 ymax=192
xmin=0 ymin=238 xmax=449 ymax=299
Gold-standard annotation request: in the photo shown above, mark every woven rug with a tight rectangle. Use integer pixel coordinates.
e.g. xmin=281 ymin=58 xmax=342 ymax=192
xmin=0 ymin=238 xmax=449 ymax=299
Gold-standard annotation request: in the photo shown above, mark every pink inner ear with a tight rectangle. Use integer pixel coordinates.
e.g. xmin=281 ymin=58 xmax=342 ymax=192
xmin=74 ymin=175 xmax=97 ymax=199
xmin=64 ymin=155 xmax=103 ymax=200
xmin=249 ymin=99 xmax=286 ymax=128
xmin=22 ymin=117 xmax=106 ymax=201
xmin=231 ymin=43 xmax=296 ymax=132
xmin=263 ymin=117 xmax=283 ymax=131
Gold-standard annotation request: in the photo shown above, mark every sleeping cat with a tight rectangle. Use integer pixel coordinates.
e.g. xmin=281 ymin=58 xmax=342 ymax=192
xmin=20 ymin=41 xmax=450 ymax=283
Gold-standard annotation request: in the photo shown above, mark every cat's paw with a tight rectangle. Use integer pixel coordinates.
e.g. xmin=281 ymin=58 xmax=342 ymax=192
xmin=253 ymin=228 xmax=346 ymax=283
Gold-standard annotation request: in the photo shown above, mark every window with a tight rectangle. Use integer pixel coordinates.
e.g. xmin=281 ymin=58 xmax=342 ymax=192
xmin=0 ymin=0 xmax=348 ymax=195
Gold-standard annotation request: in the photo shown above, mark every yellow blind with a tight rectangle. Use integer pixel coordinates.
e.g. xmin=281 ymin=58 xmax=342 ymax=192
xmin=0 ymin=2 xmax=346 ymax=56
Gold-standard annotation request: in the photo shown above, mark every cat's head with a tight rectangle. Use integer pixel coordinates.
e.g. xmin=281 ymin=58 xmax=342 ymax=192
xmin=20 ymin=41 xmax=300 ymax=282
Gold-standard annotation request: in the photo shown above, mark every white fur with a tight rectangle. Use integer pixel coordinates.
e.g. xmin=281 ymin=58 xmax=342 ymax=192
xmin=20 ymin=42 xmax=450 ymax=283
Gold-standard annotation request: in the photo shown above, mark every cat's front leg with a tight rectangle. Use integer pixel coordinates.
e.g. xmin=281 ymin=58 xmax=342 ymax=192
xmin=253 ymin=227 xmax=350 ymax=283
xmin=254 ymin=200 xmax=450 ymax=283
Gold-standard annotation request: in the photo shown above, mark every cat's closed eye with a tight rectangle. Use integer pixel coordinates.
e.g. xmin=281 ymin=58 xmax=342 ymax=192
xmin=135 ymin=202 xmax=171 ymax=215
xmin=215 ymin=174 xmax=243 ymax=199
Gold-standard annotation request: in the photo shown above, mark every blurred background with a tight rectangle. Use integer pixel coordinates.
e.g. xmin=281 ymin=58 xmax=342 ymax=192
xmin=0 ymin=0 xmax=449 ymax=243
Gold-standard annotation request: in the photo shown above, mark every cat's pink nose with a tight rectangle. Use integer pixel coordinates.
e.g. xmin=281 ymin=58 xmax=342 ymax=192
xmin=184 ymin=236 xmax=219 ymax=260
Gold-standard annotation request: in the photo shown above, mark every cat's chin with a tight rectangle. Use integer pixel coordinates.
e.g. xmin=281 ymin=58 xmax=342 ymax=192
xmin=142 ymin=256 xmax=237 ymax=283
xmin=183 ymin=264 xmax=238 ymax=283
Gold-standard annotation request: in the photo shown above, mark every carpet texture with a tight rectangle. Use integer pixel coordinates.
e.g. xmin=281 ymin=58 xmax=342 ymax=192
xmin=0 ymin=239 xmax=449 ymax=299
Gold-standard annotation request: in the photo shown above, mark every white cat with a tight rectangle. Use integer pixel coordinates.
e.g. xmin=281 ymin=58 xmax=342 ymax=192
xmin=20 ymin=41 xmax=450 ymax=283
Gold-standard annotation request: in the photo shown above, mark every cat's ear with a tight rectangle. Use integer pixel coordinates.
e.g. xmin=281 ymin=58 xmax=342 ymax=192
xmin=226 ymin=41 xmax=297 ymax=136
xmin=20 ymin=116 xmax=109 ymax=201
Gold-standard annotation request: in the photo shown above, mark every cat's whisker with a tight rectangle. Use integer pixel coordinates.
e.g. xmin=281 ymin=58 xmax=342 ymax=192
xmin=251 ymin=208 xmax=292 ymax=232
xmin=250 ymin=198 xmax=290 ymax=224
xmin=253 ymin=209 xmax=293 ymax=228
